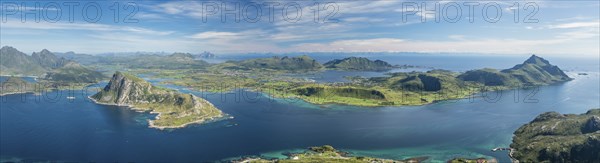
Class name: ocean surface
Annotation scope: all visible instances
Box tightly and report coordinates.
[1,55,599,162]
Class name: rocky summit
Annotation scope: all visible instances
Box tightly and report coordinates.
[91,72,225,129]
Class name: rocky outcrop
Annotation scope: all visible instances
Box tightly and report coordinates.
[511,109,600,162]
[91,72,225,129]
[582,116,600,133]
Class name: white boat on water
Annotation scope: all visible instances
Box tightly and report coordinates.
[67,96,76,99]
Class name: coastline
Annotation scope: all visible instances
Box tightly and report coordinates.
[87,95,227,130]
[0,91,35,96]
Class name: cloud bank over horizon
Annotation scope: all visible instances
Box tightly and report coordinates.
[1,0,598,57]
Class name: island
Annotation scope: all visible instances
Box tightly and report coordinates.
[510,109,600,162]
[90,71,226,129]
[235,145,426,163]
[148,55,572,107]
[324,57,394,71]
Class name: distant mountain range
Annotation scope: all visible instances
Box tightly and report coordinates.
[218,55,396,72]
[223,55,324,72]
[0,46,104,83]
[511,109,600,162]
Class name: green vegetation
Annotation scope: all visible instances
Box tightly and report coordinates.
[0,46,47,75]
[460,55,571,86]
[43,62,104,83]
[107,53,210,69]
[510,109,600,162]
[324,57,393,71]
[240,145,421,163]
[448,158,497,163]
[0,46,106,84]
[226,55,323,72]
[148,55,570,107]
[91,72,225,129]
[0,77,37,95]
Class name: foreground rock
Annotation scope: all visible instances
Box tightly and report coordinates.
[91,72,225,129]
[510,109,600,162]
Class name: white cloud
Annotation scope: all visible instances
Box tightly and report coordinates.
[549,21,600,29]
[188,31,241,39]
[287,36,598,56]
[0,20,174,35]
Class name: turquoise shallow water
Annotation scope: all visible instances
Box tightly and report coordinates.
[1,55,598,162]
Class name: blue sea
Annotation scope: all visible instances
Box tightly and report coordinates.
[1,54,599,162]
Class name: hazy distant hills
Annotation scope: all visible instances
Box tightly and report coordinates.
[226,55,324,72]
[511,109,600,162]
[324,57,393,71]
[218,56,396,72]
[0,46,104,83]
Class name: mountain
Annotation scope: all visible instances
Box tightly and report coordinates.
[510,109,600,162]
[118,53,209,69]
[43,62,105,83]
[32,49,68,69]
[0,46,105,83]
[0,46,46,75]
[458,55,571,86]
[501,55,571,85]
[457,68,518,86]
[233,55,323,72]
[54,51,101,65]
[324,57,393,71]
[195,51,216,58]
[168,52,195,60]
[91,72,225,129]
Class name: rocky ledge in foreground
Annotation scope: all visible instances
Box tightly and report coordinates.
[91,71,225,129]
[510,109,600,162]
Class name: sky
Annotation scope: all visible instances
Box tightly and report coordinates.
[0,0,599,58]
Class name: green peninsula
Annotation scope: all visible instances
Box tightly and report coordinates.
[91,72,225,129]
[0,77,37,96]
[510,109,600,162]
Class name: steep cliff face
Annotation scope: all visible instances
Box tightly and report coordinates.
[510,109,600,162]
[32,49,67,69]
[91,72,225,129]
[0,46,46,75]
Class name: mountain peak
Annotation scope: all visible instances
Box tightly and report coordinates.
[0,46,17,51]
[40,49,52,54]
[524,54,550,65]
